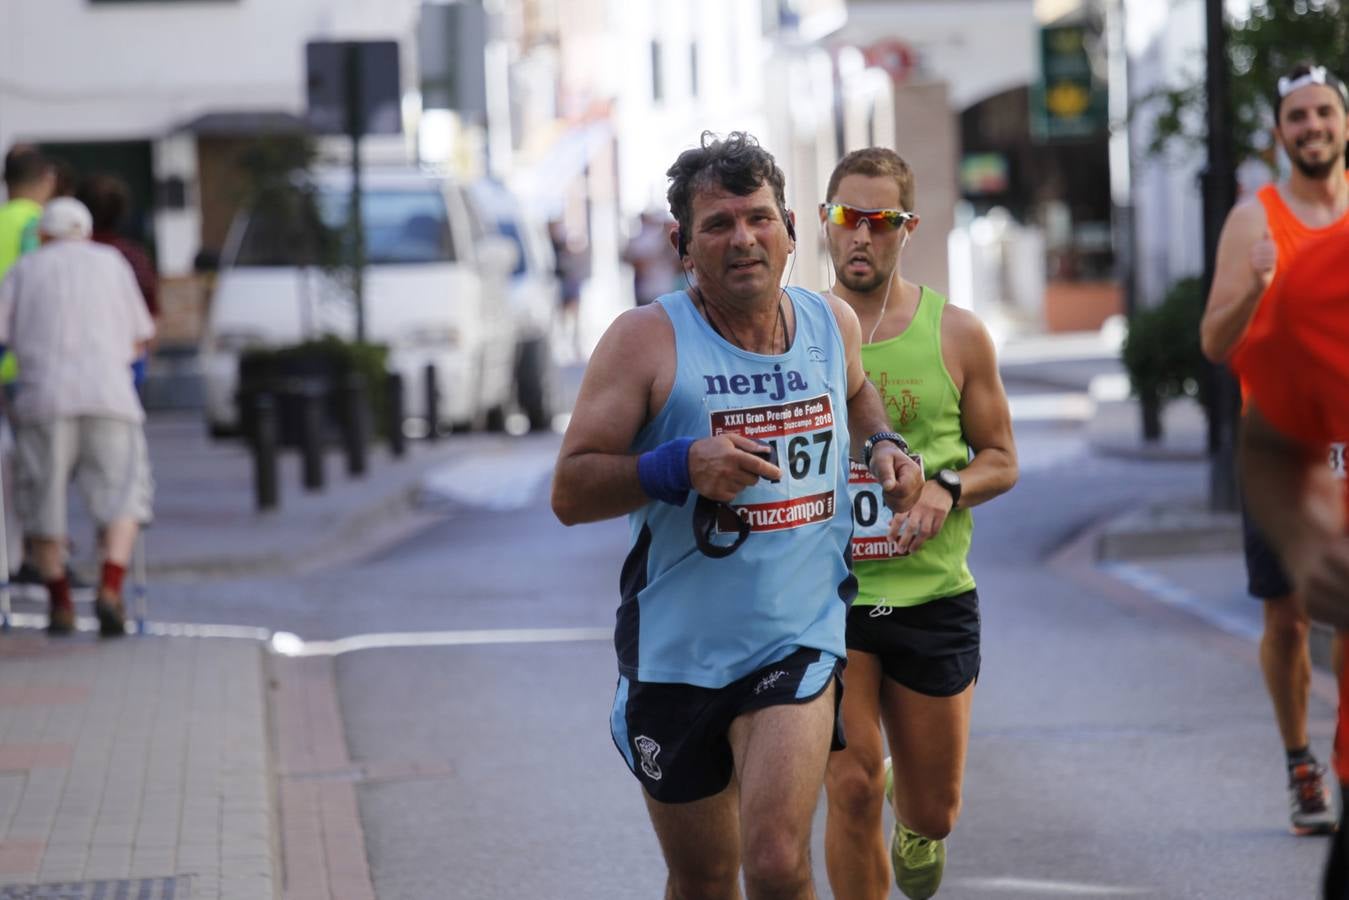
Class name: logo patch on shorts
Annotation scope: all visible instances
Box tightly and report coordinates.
[634,735,662,780]
[755,670,789,695]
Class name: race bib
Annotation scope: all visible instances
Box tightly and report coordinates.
[708,393,838,533]
[1330,443,1346,480]
[847,455,924,561]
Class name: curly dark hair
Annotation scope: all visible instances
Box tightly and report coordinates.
[666,131,788,256]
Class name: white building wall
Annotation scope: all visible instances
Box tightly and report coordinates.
[0,0,421,147]
[1125,0,1206,309]
[837,0,1036,110]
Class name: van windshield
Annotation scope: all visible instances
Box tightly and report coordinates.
[233,187,457,266]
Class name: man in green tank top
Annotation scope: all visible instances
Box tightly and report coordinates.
[819,148,1019,900]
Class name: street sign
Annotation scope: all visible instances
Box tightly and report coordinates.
[1031,24,1107,142]
[306,40,402,136]
[418,2,488,118]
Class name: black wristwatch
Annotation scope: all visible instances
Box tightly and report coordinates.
[933,468,962,507]
[862,431,909,468]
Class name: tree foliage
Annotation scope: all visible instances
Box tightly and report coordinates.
[1142,1,1349,165]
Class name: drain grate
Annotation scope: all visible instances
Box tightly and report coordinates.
[0,877,189,899]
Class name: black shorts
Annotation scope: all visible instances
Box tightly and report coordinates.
[846,589,980,698]
[610,647,845,804]
[1241,503,1293,600]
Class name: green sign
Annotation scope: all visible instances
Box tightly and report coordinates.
[1031,24,1107,142]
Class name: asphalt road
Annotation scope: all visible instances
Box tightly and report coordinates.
[110,367,1335,898]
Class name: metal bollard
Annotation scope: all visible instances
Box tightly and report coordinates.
[386,371,406,457]
[296,381,325,492]
[424,363,440,442]
[340,374,369,477]
[252,392,279,511]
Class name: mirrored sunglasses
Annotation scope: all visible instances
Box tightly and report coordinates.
[820,204,915,232]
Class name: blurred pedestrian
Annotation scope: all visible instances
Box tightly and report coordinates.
[0,146,55,277]
[548,219,588,361]
[621,208,680,307]
[551,131,922,899]
[0,146,57,587]
[1234,227,1349,898]
[819,148,1018,900]
[79,173,159,390]
[0,198,155,635]
[1200,61,1349,835]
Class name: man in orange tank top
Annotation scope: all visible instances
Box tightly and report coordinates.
[1235,227,1349,897]
[1201,62,1349,836]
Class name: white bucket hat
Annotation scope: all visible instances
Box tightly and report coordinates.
[38,197,93,240]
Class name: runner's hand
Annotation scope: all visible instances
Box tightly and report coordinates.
[1250,231,1276,293]
[688,433,782,503]
[870,444,923,515]
[888,480,954,555]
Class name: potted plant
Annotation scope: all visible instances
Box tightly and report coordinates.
[1121,276,1209,441]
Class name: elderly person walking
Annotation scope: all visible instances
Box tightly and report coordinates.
[0,197,154,635]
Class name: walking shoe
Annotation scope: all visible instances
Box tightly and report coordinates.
[47,602,75,635]
[892,823,945,900]
[1289,761,1337,836]
[12,563,90,590]
[94,598,126,638]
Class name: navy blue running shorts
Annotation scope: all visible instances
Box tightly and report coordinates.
[846,589,981,698]
[609,646,845,804]
[1240,503,1293,600]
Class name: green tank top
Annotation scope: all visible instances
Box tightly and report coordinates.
[848,287,975,607]
[0,199,40,385]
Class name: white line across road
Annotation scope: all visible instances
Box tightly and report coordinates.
[269,626,611,657]
[0,615,610,655]
[948,876,1151,895]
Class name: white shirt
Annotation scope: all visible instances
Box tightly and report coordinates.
[0,239,155,423]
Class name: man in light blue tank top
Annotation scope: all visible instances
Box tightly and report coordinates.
[552,131,923,899]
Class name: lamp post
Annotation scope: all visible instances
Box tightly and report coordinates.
[1200,0,1240,512]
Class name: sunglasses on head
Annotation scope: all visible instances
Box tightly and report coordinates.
[820,204,915,232]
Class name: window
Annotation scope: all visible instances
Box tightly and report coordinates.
[651,40,664,103]
[234,188,456,267]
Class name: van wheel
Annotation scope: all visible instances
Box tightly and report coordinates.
[484,404,507,432]
[516,338,554,431]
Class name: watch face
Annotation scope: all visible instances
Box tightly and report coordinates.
[939,469,959,487]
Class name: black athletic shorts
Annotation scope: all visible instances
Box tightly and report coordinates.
[1241,502,1293,600]
[609,646,845,804]
[846,589,980,698]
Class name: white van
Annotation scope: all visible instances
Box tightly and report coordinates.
[200,167,517,435]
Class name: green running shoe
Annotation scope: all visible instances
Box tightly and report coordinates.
[891,822,946,900]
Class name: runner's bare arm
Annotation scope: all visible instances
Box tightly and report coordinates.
[552,308,668,524]
[948,307,1017,508]
[551,306,779,524]
[1240,404,1349,627]
[825,292,922,513]
[1201,202,1272,362]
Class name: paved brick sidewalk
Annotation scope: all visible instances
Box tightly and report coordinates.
[0,633,274,900]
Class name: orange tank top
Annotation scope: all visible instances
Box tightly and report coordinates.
[1238,179,1349,399]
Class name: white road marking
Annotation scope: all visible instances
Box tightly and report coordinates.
[1008,392,1094,423]
[1101,562,1261,642]
[269,626,611,657]
[949,876,1150,895]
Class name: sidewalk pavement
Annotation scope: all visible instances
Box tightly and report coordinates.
[0,412,494,899]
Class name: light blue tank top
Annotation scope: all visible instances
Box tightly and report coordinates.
[618,287,856,688]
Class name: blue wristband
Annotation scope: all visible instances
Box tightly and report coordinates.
[637,437,694,506]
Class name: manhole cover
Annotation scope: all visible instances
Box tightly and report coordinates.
[0,878,188,899]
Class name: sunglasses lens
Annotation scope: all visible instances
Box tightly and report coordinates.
[828,205,907,232]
